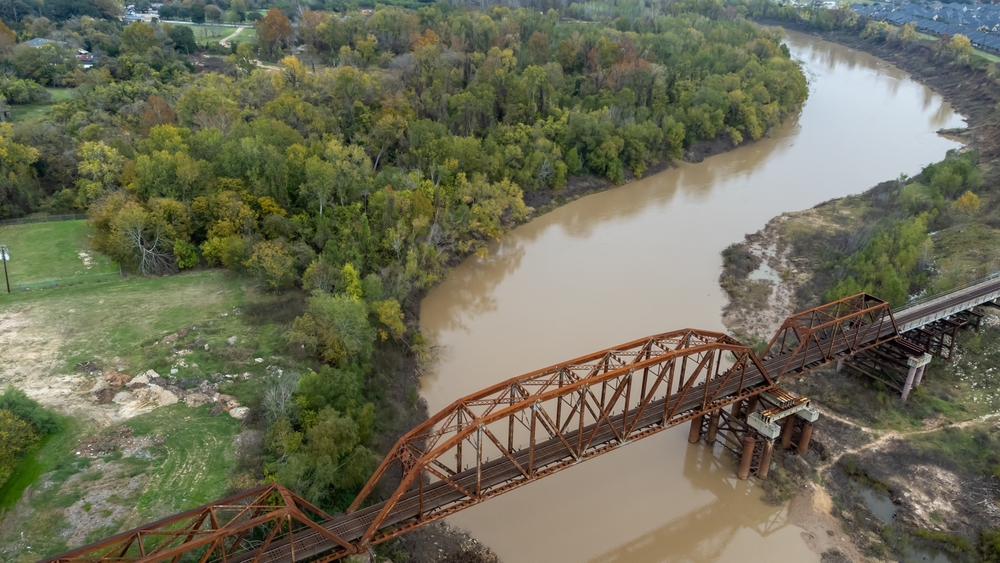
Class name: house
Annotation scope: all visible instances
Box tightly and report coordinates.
[23,38,67,48]
[76,49,94,69]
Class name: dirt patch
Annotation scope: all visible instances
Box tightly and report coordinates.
[722,216,806,342]
[788,485,870,563]
[74,427,162,459]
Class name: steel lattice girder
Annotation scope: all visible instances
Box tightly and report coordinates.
[37,485,354,563]
[345,329,773,547]
[761,293,900,381]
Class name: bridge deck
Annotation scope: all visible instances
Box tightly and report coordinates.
[894,275,1000,333]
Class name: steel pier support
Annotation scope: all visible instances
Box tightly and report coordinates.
[706,410,720,443]
[688,416,703,444]
[737,435,756,480]
[757,439,775,479]
[780,415,796,450]
[797,421,813,455]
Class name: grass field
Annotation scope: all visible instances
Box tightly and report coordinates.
[0,270,262,562]
[1,269,246,373]
[0,405,239,562]
[225,27,255,45]
[171,22,242,43]
[0,220,119,290]
[128,404,239,514]
[9,88,74,122]
[0,220,312,561]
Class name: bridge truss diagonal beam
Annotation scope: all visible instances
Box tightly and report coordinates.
[761,293,899,381]
[342,329,774,546]
[37,484,354,563]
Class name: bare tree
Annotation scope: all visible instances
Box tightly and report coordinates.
[112,202,177,275]
[261,368,301,423]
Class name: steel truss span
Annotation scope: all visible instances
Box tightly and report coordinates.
[43,286,1000,563]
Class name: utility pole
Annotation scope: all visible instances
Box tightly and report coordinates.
[1,244,9,294]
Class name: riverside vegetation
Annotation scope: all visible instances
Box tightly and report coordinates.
[0,1,809,560]
[714,2,1000,562]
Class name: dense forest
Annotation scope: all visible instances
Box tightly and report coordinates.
[0,0,807,512]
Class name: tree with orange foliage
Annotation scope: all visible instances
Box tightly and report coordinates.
[142,95,177,135]
[0,20,14,56]
[255,7,293,60]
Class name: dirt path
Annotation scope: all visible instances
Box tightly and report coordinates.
[814,407,1000,473]
[218,26,245,49]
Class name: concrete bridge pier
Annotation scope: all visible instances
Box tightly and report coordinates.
[900,354,933,403]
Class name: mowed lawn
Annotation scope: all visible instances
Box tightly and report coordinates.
[0,220,118,288]
[0,270,247,374]
[171,22,241,42]
[9,88,74,122]
[225,27,255,44]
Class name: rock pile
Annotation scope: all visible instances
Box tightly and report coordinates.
[88,368,250,419]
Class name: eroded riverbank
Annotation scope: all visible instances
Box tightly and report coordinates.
[418,30,965,563]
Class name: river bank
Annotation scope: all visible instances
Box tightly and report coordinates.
[723,23,1000,563]
[418,30,963,563]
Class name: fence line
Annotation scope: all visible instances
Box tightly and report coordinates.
[0,214,87,227]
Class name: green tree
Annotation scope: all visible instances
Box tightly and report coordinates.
[167,24,197,54]
[0,122,38,218]
[121,21,158,53]
[0,387,58,434]
[300,156,335,215]
[324,139,373,206]
[190,3,205,23]
[246,239,297,291]
[0,408,39,488]
[75,141,121,208]
[204,4,223,25]
[290,294,376,366]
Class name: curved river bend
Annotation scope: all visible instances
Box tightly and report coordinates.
[419,31,965,563]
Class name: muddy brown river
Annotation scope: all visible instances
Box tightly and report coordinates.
[418,30,965,562]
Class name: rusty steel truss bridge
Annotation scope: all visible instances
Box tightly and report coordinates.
[40,274,1000,563]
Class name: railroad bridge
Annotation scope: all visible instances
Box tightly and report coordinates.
[40,275,1000,563]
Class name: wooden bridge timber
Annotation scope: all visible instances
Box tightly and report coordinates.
[39,275,1000,563]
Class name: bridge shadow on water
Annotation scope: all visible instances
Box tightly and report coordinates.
[588,443,788,563]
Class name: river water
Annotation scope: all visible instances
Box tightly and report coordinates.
[418,30,965,562]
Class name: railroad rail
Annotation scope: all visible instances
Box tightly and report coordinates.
[38,276,1000,563]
